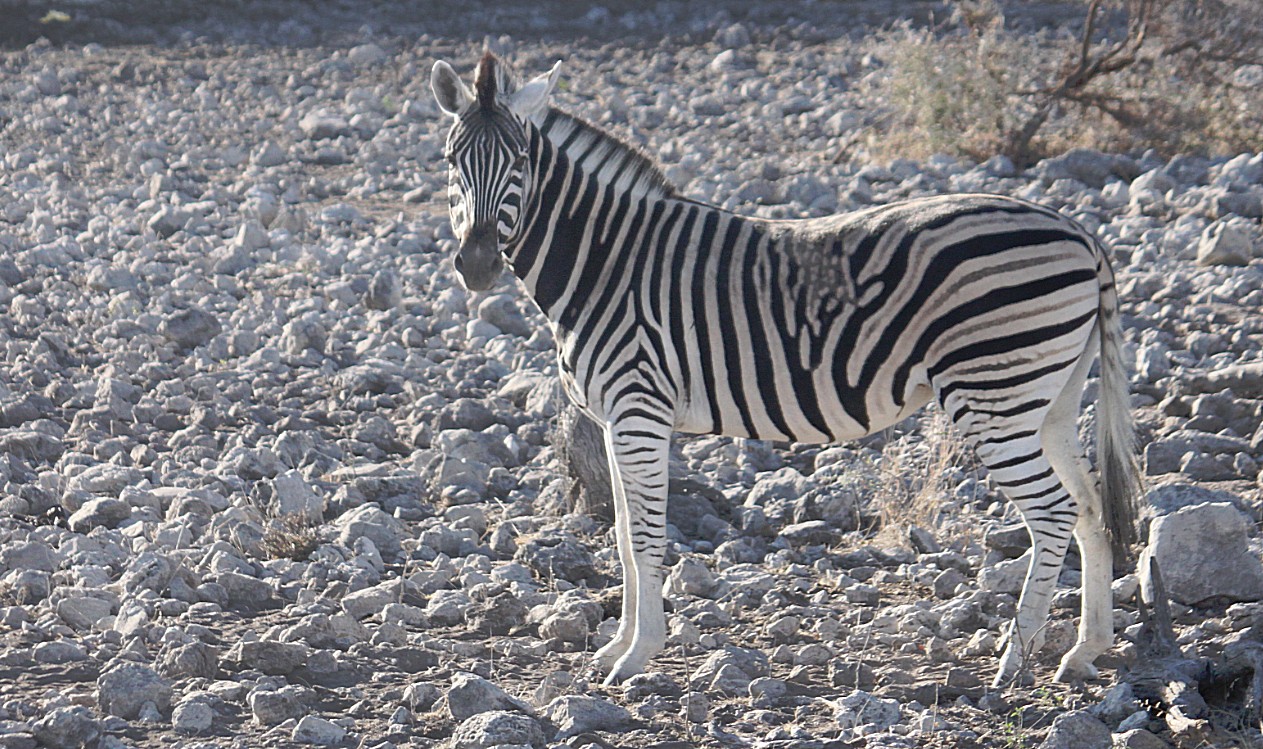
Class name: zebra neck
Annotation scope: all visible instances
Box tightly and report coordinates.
[534,107,677,201]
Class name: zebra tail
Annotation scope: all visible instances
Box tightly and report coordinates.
[1096,266,1141,567]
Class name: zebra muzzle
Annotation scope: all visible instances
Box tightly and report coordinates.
[455,225,505,292]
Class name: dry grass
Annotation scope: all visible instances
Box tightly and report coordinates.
[862,0,1263,165]
[869,409,979,549]
[259,514,321,561]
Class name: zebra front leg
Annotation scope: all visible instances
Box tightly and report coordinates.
[592,422,637,671]
[594,416,672,685]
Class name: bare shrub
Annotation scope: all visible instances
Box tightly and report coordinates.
[863,0,1263,164]
[260,514,320,562]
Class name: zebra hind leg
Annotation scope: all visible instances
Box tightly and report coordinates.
[1041,333,1115,681]
[942,383,1081,687]
[987,439,1079,687]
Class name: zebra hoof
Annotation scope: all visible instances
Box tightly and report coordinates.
[990,665,1035,690]
[1054,657,1100,682]
[593,638,631,672]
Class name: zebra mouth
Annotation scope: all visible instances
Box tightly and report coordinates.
[454,242,504,292]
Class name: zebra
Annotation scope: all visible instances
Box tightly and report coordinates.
[430,52,1139,688]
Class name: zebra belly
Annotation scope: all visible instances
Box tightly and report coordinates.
[673,350,936,444]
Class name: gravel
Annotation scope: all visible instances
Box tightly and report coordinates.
[0,2,1261,748]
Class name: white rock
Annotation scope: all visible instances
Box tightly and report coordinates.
[545,695,631,739]
[1197,221,1254,266]
[272,469,324,522]
[292,715,346,746]
[1140,502,1263,605]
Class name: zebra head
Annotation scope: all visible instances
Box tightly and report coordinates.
[431,53,561,291]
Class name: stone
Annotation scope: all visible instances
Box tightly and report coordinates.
[299,109,350,139]
[1143,483,1241,515]
[147,205,189,237]
[450,710,544,749]
[0,430,63,463]
[1037,709,1111,749]
[97,664,172,719]
[252,140,287,168]
[216,570,274,609]
[156,641,219,679]
[57,595,112,630]
[908,525,942,554]
[833,691,901,731]
[336,504,406,557]
[32,706,99,748]
[933,568,967,598]
[229,639,308,675]
[538,608,590,644]
[1114,728,1172,749]
[623,672,683,701]
[690,645,769,691]
[1037,149,1126,188]
[715,22,751,48]
[778,520,836,545]
[514,535,596,584]
[445,672,533,722]
[667,557,718,598]
[171,700,214,733]
[67,463,142,497]
[404,682,441,712]
[1140,502,1263,605]
[1197,221,1253,266]
[33,640,88,664]
[160,307,221,349]
[366,269,402,310]
[425,589,470,626]
[544,695,632,739]
[709,663,754,696]
[341,579,402,619]
[748,676,788,706]
[67,497,131,533]
[348,42,387,66]
[292,715,346,746]
[477,294,532,337]
[979,550,1031,595]
[272,469,324,522]
[248,686,311,725]
[829,659,878,690]
[1,541,57,572]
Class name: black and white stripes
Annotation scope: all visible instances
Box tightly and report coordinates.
[431,53,1139,687]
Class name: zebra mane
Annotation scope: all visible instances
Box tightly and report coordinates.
[539,107,679,200]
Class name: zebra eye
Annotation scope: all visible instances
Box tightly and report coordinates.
[445,153,457,166]
[513,153,527,169]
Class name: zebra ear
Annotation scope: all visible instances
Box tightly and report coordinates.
[508,60,561,118]
[431,60,473,117]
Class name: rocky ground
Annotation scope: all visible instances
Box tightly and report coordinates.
[1,2,1263,748]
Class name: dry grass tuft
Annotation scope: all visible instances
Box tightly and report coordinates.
[869,410,978,549]
[260,514,321,562]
